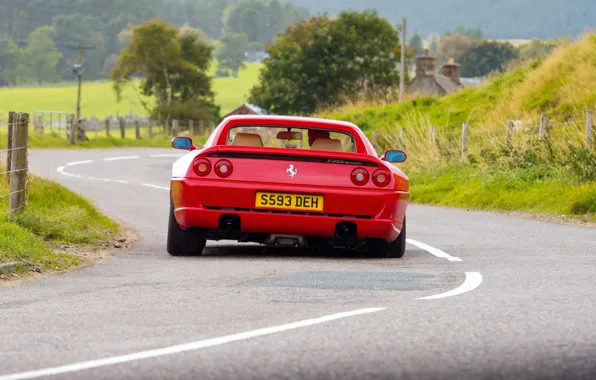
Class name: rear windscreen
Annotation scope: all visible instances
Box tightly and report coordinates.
[225,125,356,153]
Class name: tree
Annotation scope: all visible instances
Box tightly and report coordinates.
[248,10,401,115]
[457,40,519,77]
[518,38,562,60]
[21,26,62,84]
[216,32,250,77]
[437,33,472,64]
[110,19,219,123]
[409,32,423,56]
[0,36,21,86]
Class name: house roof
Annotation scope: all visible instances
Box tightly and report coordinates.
[433,74,462,93]
[223,103,267,118]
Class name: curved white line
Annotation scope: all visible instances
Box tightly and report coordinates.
[417,272,482,300]
[406,239,462,262]
[149,154,184,158]
[103,155,140,161]
[66,160,94,166]
[141,183,169,190]
[0,308,385,380]
[56,166,65,173]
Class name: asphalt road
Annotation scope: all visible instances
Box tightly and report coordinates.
[1,147,595,380]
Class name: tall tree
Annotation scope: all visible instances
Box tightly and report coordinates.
[248,10,401,115]
[21,26,62,84]
[216,32,250,77]
[110,18,218,122]
[409,32,423,56]
[0,36,21,86]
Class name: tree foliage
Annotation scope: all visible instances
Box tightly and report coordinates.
[110,19,219,123]
[408,32,423,56]
[248,10,401,115]
[457,40,519,77]
[216,32,250,77]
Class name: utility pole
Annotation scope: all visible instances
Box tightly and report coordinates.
[62,43,96,120]
[398,17,407,103]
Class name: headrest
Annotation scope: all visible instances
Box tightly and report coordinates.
[311,138,343,152]
[231,132,264,147]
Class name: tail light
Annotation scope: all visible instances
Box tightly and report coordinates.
[193,158,211,176]
[351,168,369,186]
[214,159,233,178]
[372,169,391,187]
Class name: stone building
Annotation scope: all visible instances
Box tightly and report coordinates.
[406,49,464,97]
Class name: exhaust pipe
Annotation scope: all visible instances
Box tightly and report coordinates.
[335,222,357,240]
[218,214,241,230]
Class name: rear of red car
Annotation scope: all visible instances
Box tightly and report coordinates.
[171,151,408,243]
[169,116,408,254]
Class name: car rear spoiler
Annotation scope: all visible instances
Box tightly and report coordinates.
[203,146,381,167]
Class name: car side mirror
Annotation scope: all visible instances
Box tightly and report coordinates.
[171,136,195,151]
[381,150,407,163]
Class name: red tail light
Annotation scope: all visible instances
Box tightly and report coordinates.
[193,158,211,176]
[372,169,391,187]
[214,159,233,178]
[351,168,369,186]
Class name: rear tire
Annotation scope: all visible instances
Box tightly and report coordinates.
[167,200,206,256]
[367,216,406,258]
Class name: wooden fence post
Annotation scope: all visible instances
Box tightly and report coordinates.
[429,125,436,146]
[539,114,547,140]
[172,119,179,136]
[199,120,205,135]
[69,115,76,145]
[148,120,153,139]
[135,119,141,140]
[105,119,111,137]
[7,112,14,180]
[372,130,378,146]
[119,117,125,139]
[189,120,194,136]
[94,119,99,139]
[163,119,168,134]
[461,122,469,156]
[586,111,593,148]
[506,120,514,147]
[9,112,29,218]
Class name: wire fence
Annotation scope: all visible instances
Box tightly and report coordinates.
[370,111,594,163]
[0,112,30,219]
[32,110,215,143]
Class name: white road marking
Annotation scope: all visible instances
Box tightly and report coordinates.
[141,183,169,190]
[149,154,184,158]
[0,308,385,380]
[66,160,94,166]
[103,155,140,161]
[56,166,65,173]
[60,172,82,178]
[417,272,483,300]
[406,239,462,262]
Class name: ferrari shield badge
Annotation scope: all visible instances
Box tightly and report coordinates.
[286,164,297,179]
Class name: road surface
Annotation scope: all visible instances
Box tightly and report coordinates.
[0,148,595,380]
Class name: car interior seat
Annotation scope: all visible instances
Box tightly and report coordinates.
[310,138,343,152]
[231,132,264,147]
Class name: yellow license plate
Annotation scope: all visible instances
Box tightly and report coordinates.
[255,192,324,211]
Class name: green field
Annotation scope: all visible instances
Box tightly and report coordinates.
[0,62,262,121]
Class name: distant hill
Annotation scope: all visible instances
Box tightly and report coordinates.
[288,0,596,39]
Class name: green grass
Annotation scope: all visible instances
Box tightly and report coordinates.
[0,62,262,121]
[409,164,596,222]
[0,172,121,272]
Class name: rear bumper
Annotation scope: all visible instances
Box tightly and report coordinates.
[171,178,408,242]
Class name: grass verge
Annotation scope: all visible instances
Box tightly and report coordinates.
[408,164,596,223]
[0,172,127,280]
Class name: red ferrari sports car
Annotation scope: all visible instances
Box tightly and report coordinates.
[168,115,409,257]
